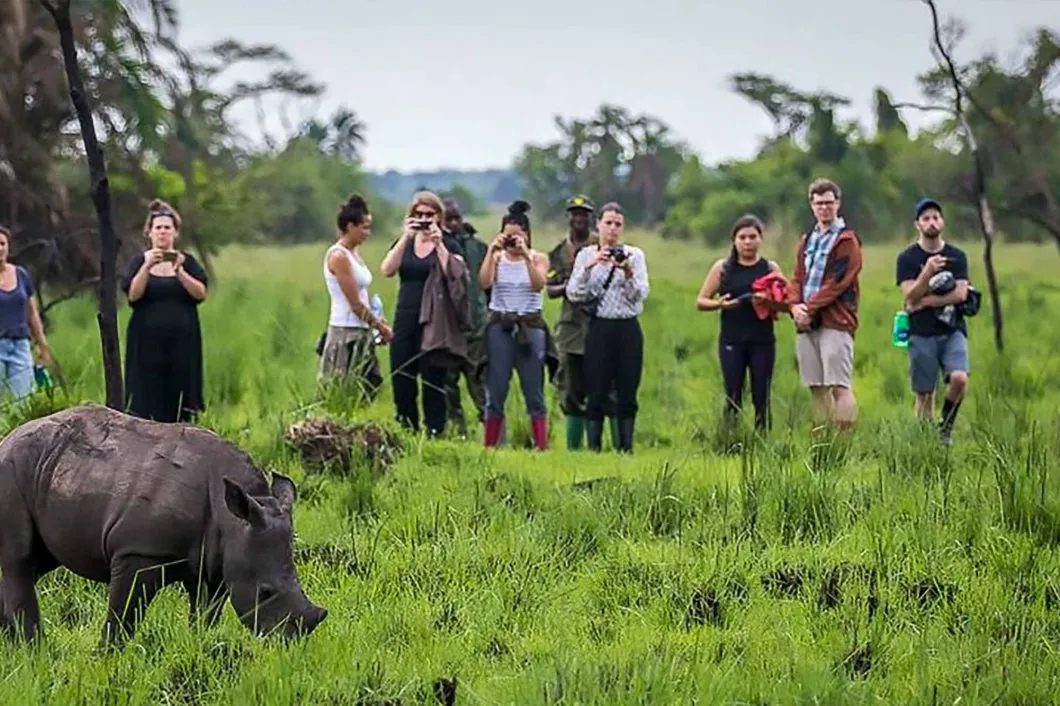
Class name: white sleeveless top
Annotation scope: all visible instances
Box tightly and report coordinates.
[488,254,543,315]
[323,243,372,328]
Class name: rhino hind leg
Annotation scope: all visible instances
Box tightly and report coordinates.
[0,510,57,643]
[101,556,170,650]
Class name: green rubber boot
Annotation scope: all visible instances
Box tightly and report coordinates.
[608,416,620,450]
[565,415,586,450]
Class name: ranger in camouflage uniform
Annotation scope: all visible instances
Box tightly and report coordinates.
[442,200,488,436]
[546,194,619,449]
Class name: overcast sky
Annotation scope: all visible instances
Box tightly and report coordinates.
[170,0,1060,172]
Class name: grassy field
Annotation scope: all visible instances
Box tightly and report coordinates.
[3,222,1060,704]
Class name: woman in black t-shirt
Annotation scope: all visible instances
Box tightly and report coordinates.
[696,215,788,431]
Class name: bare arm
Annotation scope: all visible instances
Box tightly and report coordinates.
[380,233,412,278]
[25,298,48,352]
[526,252,548,292]
[127,259,152,302]
[176,263,207,301]
[696,260,726,311]
[901,270,935,307]
[435,240,451,275]
[479,246,501,290]
[912,280,968,310]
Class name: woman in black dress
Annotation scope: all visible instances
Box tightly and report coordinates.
[378,191,464,436]
[121,200,209,422]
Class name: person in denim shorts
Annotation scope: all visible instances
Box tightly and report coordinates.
[896,198,970,445]
[0,225,52,402]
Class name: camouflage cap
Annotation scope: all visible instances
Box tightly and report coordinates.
[565,194,594,213]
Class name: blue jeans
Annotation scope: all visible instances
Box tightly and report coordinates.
[485,320,547,418]
[0,337,34,400]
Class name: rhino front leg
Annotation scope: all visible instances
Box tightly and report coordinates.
[0,560,43,642]
[101,556,168,650]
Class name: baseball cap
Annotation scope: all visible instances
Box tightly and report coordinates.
[914,197,942,220]
[565,194,594,212]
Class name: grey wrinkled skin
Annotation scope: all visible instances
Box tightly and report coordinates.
[0,404,327,649]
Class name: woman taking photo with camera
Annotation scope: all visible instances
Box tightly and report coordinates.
[696,214,789,432]
[478,200,551,450]
[121,199,209,423]
[565,202,649,453]
[379,190,464,437]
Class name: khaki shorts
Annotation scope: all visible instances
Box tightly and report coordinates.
[795,328,854,388]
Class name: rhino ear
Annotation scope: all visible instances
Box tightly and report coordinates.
[271,473,297,514]
[223,477,265,527]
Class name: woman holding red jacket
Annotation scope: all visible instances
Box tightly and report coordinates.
[696,214,789,431]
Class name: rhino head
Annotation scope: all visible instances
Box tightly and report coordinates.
[220,473,327,639]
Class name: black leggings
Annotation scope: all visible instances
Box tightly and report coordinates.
[389,314,448,436]
[718,339,775,430]
[584,317,643,420]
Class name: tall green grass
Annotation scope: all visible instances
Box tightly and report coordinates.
[2,227,1060,704]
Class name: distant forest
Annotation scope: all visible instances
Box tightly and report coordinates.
[367,169,524,209]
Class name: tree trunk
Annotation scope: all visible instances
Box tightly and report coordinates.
[41,0,124,408]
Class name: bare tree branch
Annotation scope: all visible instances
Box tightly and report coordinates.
[919,0,1004,353]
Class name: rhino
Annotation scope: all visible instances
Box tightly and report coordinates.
[0,404,327,648]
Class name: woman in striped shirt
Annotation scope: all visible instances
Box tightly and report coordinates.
[478,200,551,449]
[566,202,650,453]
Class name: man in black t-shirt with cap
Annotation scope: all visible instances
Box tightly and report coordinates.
[895,197,971,445]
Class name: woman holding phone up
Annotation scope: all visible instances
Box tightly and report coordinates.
[121,199,209,423]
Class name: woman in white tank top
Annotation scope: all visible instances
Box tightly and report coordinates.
[317,194,392,402]
[478,200,552,450]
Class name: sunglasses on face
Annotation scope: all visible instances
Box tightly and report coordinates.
[413,210,436,219]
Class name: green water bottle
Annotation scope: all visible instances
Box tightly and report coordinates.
[33,365,53,391]
[892,310,910,348]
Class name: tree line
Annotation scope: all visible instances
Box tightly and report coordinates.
[514,18,1059,251]
[3,0,1057,315]
[1,0,395,316]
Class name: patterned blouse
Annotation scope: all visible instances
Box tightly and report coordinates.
[565,243,650,319]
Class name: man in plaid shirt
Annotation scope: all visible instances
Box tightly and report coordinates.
[785,178,863,432]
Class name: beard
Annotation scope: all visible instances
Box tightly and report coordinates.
[921,226,941,239]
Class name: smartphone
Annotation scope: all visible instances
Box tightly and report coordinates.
[162,251,178,263]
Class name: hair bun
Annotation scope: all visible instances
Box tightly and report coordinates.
[508,200,531,215]
[147,198,168,211]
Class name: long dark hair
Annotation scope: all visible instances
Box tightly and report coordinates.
[500,200,532,246]
[720,214,765,287]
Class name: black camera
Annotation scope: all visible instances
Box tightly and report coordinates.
[502,234,517,248]
[412,219,432,231]
[608,245,627,263]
